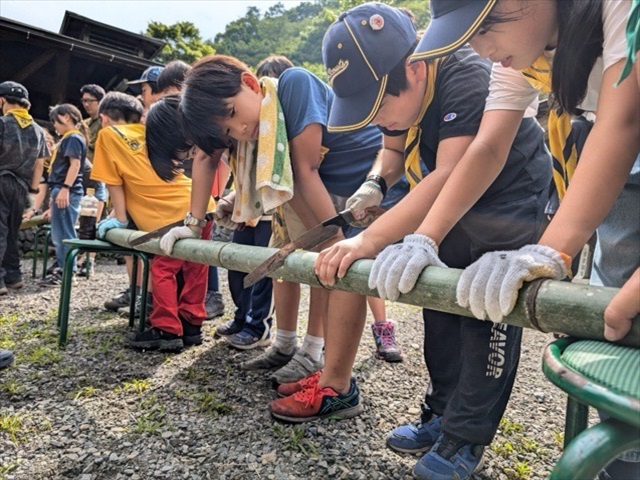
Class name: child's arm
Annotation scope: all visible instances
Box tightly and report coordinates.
[96,184,128,238]
[55,157,81,209]
[288,123,340,231]
[414,109,525,243]
[189,148,218,222]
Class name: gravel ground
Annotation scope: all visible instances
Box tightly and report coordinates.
[0,257,575,480]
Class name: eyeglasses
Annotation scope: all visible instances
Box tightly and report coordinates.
[81,98,98,104]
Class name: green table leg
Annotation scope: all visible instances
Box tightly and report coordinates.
[42,230,51,278]
[137,253,150,333]
[58,247,80,347]
[32,227,41,278]
[565,396,589,447]
[550,418,640,480]
[129,255,139,329]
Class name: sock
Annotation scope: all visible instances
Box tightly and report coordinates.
[300,334,324,362]
[373,318,388,325]
[273,329,297,355]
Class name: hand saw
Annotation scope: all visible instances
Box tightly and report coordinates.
[129,212,216,247]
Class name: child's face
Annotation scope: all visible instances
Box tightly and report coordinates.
[372,63,427,131]
[215,76,262,143]
[469,0,558,71]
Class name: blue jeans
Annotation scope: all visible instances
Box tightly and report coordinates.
[50,187,82,272]
[228,220,274,337]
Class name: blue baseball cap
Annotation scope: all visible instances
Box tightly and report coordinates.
[411,0,497,62]
[127,66,164,89]
[322,2,417,133]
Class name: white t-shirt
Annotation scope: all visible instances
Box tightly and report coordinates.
[484,0,631,117]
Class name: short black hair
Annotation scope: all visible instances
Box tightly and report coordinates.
[383,40,420,97]
[180,54,249,152]
[99,92,144,124]
[80,84,106,101]
[256,55,294,79]
[157,60,191,92]
[145,95,191,181]
[1,95,30,109]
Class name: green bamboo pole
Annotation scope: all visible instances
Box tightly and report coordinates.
[105,228,640,347]
[19,215,48,230]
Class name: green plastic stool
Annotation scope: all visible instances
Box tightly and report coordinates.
[32,224,52,279]
[57,239,150,347]
[543,337,640,479]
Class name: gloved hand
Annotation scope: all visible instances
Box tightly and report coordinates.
[456,244,569,322]
[97,217,128,239]
[346,180,384,220]
[368,234,446,301]
[214,198,238,230]
[159,225,199,255]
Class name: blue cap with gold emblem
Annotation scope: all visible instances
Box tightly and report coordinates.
[322,2,416,133]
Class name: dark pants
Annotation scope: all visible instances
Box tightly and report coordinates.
[228,220,274,337]
[0,175,27,284]
[423,191,547,446]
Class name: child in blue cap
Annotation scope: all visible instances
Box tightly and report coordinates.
[314,2,552,479]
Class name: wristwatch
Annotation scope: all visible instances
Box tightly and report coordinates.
[183,212,207,228]
[366,174,388,196]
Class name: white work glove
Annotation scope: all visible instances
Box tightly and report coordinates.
[214,199,238,230]
[456,244,569,323]
[346,180,384,219]
[368,234,447,301]
[159,225,199,255]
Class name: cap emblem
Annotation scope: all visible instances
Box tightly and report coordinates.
[327,59,349,87]
[369,14,384,31]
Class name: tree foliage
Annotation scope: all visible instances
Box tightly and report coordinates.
[146,1,430,74]
[146,21,216,64]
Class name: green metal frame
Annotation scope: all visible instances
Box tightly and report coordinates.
[31,224,52,279]
[543,338,640,479]
[57,239,150,347]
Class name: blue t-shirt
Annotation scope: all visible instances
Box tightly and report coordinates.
[277,67,381,198]
[48,133,86,193]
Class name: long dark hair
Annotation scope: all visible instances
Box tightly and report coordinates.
[552,0,603,115]
[49,103,89,142]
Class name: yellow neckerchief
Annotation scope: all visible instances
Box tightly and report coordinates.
[521,54,576,201]
[48,129,82,172]
[5,108,33,128]
[404,58,443,190]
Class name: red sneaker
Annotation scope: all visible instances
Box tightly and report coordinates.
[276,370,322,398]
[269,378,363,423]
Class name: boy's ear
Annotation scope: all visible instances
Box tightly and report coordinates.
[406,59,427,82]
[241,72,261,93]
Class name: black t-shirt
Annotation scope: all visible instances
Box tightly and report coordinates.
[0,115,49,189]
[381,45,551,206]
[48,133,86,193]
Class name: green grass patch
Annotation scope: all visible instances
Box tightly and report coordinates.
[195,392,233,416]
[272,424,318,457]
[500,417,525,435]
[0,412,25,443]
[115,378,152,395]
[22,346,62,366]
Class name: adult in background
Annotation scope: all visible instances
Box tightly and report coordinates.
[0,81,48,295]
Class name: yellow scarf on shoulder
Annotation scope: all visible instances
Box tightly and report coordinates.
[521,54,576,201]
[48,129,82,172]
[5,108,33,128]
[404,58,443,190]
[229,77,293,227]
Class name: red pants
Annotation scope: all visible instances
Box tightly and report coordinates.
[149,222,212,336]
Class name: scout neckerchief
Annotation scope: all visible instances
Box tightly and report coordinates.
[618,0,640,84]
[404,58,443,190]
[229,76,293,228]
[5,108,33,128]
[521,54,575,201]
[48,129,82,172]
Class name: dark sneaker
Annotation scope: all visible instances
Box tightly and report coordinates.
[118,293,153,319]
[39,270,68,287]
[180,319,203,346]
[269,377,364,423]
[387,408,442,454]
[371,321,403,362]
[78,263,94,278]
[6,279,23,290]
[277,370,323,398]
[240,346,297,371]
[412,434,484,480]
[204,291,225,319]
[224,328,271,350]
[271,350,324,384]
[215,319,244,337]
[0,349,14,368]
[126,327,183,352]
[105,289,133,312]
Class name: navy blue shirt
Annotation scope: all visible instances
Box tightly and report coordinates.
[278,68,382,198]
[381,46,551,206]
[48,133,86,193]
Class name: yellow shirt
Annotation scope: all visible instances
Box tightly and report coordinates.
[91,124,214,232]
